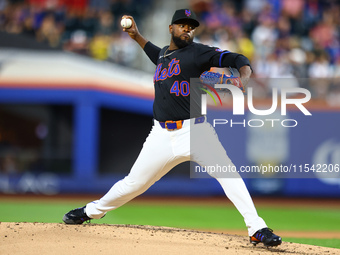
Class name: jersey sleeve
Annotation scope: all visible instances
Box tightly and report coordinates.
[194,43,251,72]
[143,41,161,65]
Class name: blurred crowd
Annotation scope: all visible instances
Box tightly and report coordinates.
[191,0,340,101]
[0,0,340,101]
[0,0,149,66]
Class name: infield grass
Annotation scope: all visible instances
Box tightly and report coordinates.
[0,199,339,249]
[283,238,340,250]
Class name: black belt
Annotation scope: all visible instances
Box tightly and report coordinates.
[157,116,205,131]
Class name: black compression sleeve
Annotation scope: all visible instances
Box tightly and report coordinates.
[143,41,161,65]
[234,54,252,71]
[221,53,252,71]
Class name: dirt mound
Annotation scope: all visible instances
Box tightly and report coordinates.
[1,222,339,255]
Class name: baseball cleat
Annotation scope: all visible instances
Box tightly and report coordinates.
[250,228,282,247]
[63,206,92,224]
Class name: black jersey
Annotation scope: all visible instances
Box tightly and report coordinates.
[144,42,250,122]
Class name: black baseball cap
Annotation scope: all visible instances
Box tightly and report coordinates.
[171,9,200,27]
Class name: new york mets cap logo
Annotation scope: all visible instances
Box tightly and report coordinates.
[185,9,191,17]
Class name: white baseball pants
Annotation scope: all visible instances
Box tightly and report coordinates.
[86,118,267,236]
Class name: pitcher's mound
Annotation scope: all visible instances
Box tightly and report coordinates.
[1,222,339,255]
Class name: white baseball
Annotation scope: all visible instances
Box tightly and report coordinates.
[121,18,132,29]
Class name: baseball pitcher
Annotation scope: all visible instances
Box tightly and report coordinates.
[63,9,282,247]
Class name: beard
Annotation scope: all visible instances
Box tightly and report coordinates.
[172,31,193,48]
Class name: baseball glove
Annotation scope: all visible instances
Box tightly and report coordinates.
[199,69,246,94]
